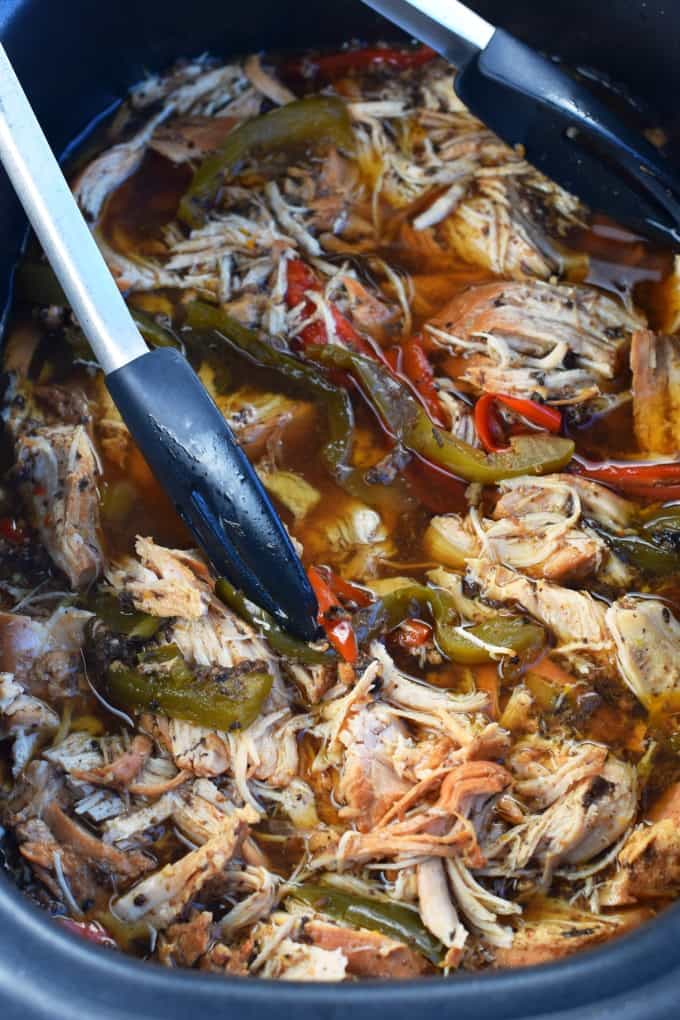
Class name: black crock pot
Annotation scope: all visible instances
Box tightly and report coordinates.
[1,1,679,1016]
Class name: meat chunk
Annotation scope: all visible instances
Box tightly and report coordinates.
[631,329,680,454]
[304,920,430,978]
[489,754,637,882]
[107,537,212,619]
[606,598,680,709]
[466,560,612,664]
[417,857,467,964]
[142,715,230,778]
[336,703,411,831]
[0,673,59,775]
[425,505,604,585]
[601,821,680,905]
[439,176,572,282]
[494,909,650,968]
[210,386,317,463]
[14,424,103,588]
[18,802,152,909]
[71,734,153,790]
[314,760,510,871]
[113,812,253,928]
[427,280,641,405]
[73,106,171,222]
[0,605,91,699]
[150,116,239,164]
[158,911,214,968]
[430,281,640,380]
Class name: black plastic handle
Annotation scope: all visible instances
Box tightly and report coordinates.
[455,29,680,246]
[106,347,319,641]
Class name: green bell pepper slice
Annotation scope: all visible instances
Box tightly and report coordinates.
[354,581,545,664]
[289,882,443,965]
[307,345,575,484]
[179,96,355,228]
[106,643,272,729]
[215,576,335,666]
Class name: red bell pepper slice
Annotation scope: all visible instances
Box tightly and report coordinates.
[396,618,432,648]
[57,917,117,948]
[401,336,449,428]
[324,568,373,608]
[572,455,680,500]
[286,258,378,358]
[0,517,27,544]
[474,393,562,452]
[307,566,359,663]
[285,45,436,80]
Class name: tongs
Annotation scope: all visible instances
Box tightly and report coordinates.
[362,0,680,246]
[0,44,320,641]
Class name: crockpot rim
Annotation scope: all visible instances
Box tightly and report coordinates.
[2,1,680,1015]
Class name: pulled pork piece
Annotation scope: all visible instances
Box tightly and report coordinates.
[18,801,152,910]
[425,493,607,585]
[71,734,153,790]
[208,384,317,462]
[303,498,395,581]
[0,605,92,698]
[158,911,214,968]
[315,760,510,871]
[601,821,680,905]
[417,857,467,966]
[304,919,430,978]
[494,908,651,967]
[467,560,613,668]
[488,752,636,882]
[107,537,212,619]
[630,329,680,454]
[113,811,254,928]
[0,672,59,775]
[440,175,571,281]
[336,702,411,831]
[150,116,239,164]
[14,423,103,588]
[427,280,641,404]
[142,715,230,778]
[606,597,680,709]
[73,106,172,223]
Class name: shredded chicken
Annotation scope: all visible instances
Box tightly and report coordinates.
[2,42,679,986]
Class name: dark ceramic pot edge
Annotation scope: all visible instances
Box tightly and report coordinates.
[1,1,680,1016]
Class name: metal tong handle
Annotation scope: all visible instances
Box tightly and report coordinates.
[0,42,147,374]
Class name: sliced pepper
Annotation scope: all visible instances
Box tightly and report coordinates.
[14,260,183,350]
[186,301,354,479]
[85,590,164,640]
[215,576,335,665]
[106,644,272,730]
[401,336,449,427]
[353,581,545,664]
[289,882,443,965]
[0,516,27,545]
[396,618,432,648]
[572,455,680,498]
[184,302,410,513]
[475,393,563,453]
[307,345,575,483]
[586,506,680,576]
[286,258,378,358]
[284,44,437,80]
[179,96,355,228]
[307,566,358,663]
